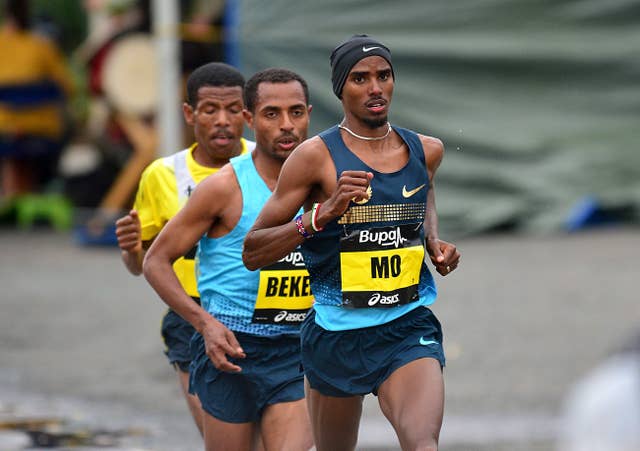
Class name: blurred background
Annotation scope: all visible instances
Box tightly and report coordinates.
[1,0,639,450]
[1,0,638,236]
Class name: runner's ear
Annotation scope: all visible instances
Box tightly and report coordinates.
[183,102,195,126]
[243,109,254,129]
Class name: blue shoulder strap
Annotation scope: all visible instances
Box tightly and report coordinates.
[393,126,426,167]
[319,124,341,148]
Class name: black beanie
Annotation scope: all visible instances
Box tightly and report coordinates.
[330,34,394,99]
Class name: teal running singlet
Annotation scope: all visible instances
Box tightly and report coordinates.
[301,125,437,331]
[197,153,310,336]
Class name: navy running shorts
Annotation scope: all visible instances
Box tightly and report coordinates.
[160,297,200,372]
[301,306,445,397]
[188,331,304,423]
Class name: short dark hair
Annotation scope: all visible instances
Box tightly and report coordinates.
[186,62,245,107]
[243,68,309,113]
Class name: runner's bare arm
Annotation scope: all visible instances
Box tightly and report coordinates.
[243,140,319,270]
[144,172,226,334]
[243,138,374,270]
[143,170,246,371]
[421,135,444,244]
[115,210,145,275]
[420,135,460,275]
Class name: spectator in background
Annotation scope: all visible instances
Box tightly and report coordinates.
[67,0,227,225]
[179,0,226,147]
[0,0,74,200]
[180,0,226,75]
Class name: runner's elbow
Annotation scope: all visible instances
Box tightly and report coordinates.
[242,233,261,271]
[141,248,161,282]
[242,248,260,271]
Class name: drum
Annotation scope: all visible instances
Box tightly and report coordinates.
[101,33,158,116]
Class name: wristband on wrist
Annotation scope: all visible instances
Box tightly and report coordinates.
[294,214,312,239]
[310,202,324,232]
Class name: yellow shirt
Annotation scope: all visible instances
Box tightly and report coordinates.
[134,140,254,296]
[0,29,74,138]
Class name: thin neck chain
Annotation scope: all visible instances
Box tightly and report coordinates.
[338,121,391,141]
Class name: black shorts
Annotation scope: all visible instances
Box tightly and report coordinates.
[301,306,445,397]
[160,297,200,372]
[189,332,304,423]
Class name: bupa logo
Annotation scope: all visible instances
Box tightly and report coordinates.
[359,228,406,248]
[278,251,305,267]
[367,292,400,307]
[274,310,308,323]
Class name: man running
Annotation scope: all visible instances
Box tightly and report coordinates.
[143,68,314,451]
[115,62,254,435]
[243,35,460,451]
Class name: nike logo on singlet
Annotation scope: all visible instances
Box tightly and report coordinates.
[402,184,426,198]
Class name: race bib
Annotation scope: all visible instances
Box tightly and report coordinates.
[252,249,313,324]
[340,223,424,308]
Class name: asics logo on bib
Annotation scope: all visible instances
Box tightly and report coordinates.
[278,252,305,267]
[359,227,406,248]
[367,292,400,306]
[274,310,308,323]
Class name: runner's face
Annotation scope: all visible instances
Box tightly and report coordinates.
[183,85,245,165]
[341,56,393,128]
[246,81,310,162]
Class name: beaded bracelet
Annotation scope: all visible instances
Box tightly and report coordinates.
[310,202,324,232]
[294,214,312,239]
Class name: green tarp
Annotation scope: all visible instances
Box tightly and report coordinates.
[237,0,640,236]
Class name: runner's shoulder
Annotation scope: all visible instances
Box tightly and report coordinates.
[290,135,330,164]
